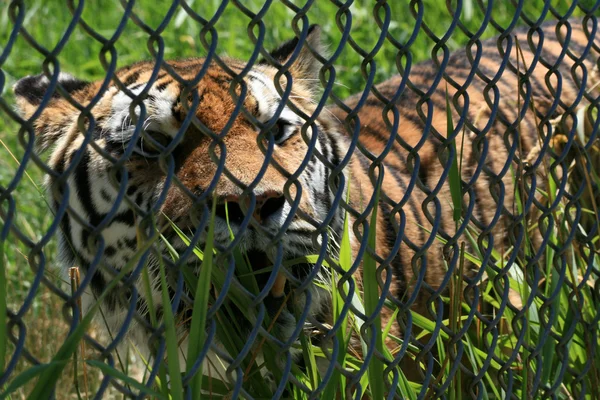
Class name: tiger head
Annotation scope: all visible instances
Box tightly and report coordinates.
[13,26,348,345]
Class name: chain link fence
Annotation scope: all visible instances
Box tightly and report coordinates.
[1,0,600,399]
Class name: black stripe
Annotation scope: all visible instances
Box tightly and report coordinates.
[356,123,424,231]
[74,152,104,227]
[354,147,423,237]
[360,124,409,172]
[100,188,112,202]
[74,152,136,232]
[465,143,486,230]
[112,209,135,225]
[124,71,141,86]
[379,201,407,298]
[124,236,137,250]
[317,133,333,217]
[364,98,427,136]
[57,203,76,266]
[156,80,172,92]
[327,132,344,229]
[127,185,138,196]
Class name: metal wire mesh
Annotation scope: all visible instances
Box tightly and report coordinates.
[1,1,600,399]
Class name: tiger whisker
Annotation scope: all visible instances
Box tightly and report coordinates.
[287,95,342,123]
[292,78,350,89]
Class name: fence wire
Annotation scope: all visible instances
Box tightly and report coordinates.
[1,1,600,399]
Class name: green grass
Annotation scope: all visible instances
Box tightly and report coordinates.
[1,0,599,399]
[185,199,217,399]
[362,176,386,400]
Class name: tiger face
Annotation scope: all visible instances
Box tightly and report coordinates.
[14,26,343,346]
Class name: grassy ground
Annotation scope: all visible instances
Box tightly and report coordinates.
[1,0,599,398]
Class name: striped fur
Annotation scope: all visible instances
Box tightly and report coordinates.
[332,19,600,351]
[13,19,600,373]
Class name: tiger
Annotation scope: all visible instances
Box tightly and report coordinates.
[13,17,599,390]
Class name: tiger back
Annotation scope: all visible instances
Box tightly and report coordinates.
[332,19,600,326]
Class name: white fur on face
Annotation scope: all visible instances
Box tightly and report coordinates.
[103,84,180,144]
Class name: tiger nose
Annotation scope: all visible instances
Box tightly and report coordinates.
[222,191,286,224]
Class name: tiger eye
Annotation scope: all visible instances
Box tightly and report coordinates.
[137,130,171,154]
[272,119,292,144]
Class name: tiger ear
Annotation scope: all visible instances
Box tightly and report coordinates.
[14,73,91,151]
[14,72,89,110]
[265,25,326,80]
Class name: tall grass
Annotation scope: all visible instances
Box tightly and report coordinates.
[1,0,599,398]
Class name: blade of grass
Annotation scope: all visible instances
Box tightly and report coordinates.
[445,85,463,222]
[187,198,218,399]
[0,239,6,378]
[322,180,353,399]
[449,243,466,399]
[171,228,247,311]
[298,328,320,392]
[86,360,167,399]
[380,307,417,400]
[141,237,170,399]
[157,239,184,399]
[236,255,332,281]
[224,202,260,294]
[540,165,559,387]
[1,361,68,397]
[463,335,497,400]
[362,178,386,399]
[514,38,534,398]
[69,267,86,400]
